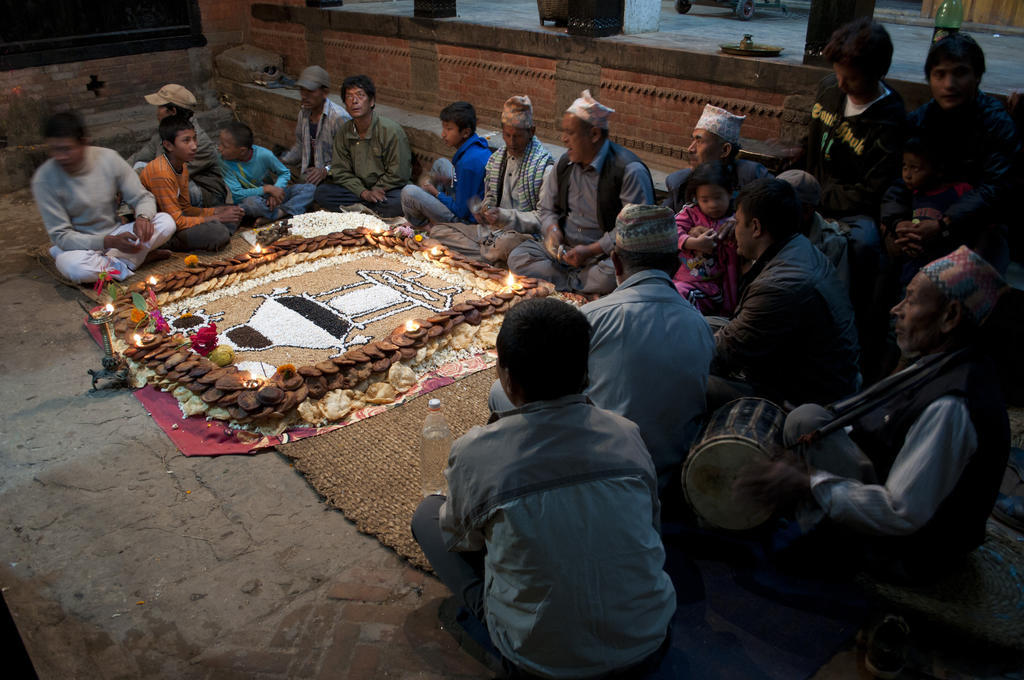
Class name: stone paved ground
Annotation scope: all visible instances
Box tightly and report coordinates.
[0,190,497,679]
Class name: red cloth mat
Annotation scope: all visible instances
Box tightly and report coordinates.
[83,318,488,456]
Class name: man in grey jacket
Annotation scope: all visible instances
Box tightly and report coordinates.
[413,297,675,679]
[710,178,860,408]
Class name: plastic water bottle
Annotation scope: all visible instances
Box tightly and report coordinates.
[420,398,452,497]
[932,0,963,43]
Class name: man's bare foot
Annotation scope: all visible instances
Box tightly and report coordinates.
[143,249,172,264]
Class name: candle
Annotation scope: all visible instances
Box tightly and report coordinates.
[253,244,263,255]
[405,319,421,332]
[105,303,114,313]
[133,333,143,347]
[430,246,441,258]
[147,276,158,286]
[505,273,523,291]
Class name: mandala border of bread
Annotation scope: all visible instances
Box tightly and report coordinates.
[109,223,555,434]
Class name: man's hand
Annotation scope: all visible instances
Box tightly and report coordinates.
[214,205,245,224]
[304,167,328,185]
[562,244,597,268]
[734,454,811,507]
[476,207,501,227]
[360,188,388,204]
[420,179,439,198]
[133,216,154,243]
[263,184,286,209]
[542,224,564,259]
[104,231,143,254]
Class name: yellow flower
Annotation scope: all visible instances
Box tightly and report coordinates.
[129,308,147,324]
[414,234,423,242]
[184,254,199,267]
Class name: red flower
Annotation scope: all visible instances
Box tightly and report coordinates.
[188,323,219,357]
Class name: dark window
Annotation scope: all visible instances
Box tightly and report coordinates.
[0,0,206,69]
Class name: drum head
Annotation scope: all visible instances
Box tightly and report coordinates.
[683,437,777,531]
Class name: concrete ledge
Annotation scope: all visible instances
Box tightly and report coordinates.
[215,77,693,193]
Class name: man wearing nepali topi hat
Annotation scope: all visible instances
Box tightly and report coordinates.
[424,95,554,265]
[127,84,226,208]
[507,90,655,295]
[738,245,1010,581]
[491,204,714,497]
[663,103,772,213]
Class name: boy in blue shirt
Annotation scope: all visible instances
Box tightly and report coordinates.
[217,121,316,224]
[401,101,491,227]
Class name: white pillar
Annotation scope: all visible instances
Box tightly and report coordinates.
[622,0,661,34]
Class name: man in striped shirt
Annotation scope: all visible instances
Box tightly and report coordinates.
[140,116,244,252]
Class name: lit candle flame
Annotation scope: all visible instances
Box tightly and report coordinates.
[404,319,420,332]
[430,246,441,257]
[147,276,158,286]
[104,303,114,313]
[133,333,143,347]
[253,244,263,255]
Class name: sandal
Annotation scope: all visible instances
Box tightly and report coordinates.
[993,493,1024,532]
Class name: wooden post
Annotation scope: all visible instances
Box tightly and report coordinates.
[803,0,876,67]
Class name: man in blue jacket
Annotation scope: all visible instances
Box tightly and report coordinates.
[401,101,491,227]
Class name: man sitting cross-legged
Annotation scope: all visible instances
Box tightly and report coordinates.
[312,74,412,218]
[401,101,491,229]
[140,115,244,252]
[33,111,175,284]
[491,204,714,495]
[426,95,554,265]
[507,90,655,295]
[412,297,676,679]
[217,121,316,225]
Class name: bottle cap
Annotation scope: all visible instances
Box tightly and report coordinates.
[428,398,441,410]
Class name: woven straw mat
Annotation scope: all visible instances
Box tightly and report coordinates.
[279,366,497,570]
[32,231,255,302]
[858,528,1024,651]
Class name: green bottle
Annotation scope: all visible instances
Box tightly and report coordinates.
[933,0,963,43]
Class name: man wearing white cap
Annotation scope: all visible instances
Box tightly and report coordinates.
[127,84,225,207]
[279,65,350,187]
[425,95,554,264]
[663,103,771,213]
[507,90,654,294]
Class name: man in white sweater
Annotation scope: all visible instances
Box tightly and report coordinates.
[33,112,175,284]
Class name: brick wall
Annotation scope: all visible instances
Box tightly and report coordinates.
[436,47,557,136]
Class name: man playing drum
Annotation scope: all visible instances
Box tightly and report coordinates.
[738,246,1010,580]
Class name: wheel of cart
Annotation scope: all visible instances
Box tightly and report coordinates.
[735,0,755,20]
[675,0,692,13]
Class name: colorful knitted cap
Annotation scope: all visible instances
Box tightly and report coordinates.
[501,95,534,129]
[695,104,746,146]
[566,90,614,129]
[615,204,677,254]
[919,246,1008,324]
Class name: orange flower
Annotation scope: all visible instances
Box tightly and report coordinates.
[184,254,199,267]
[276,363,297,378]
[414,234,424,242]
[129,308,147,324]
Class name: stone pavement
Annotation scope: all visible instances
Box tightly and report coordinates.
[0,189,494,679]
[0,189,877,678]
